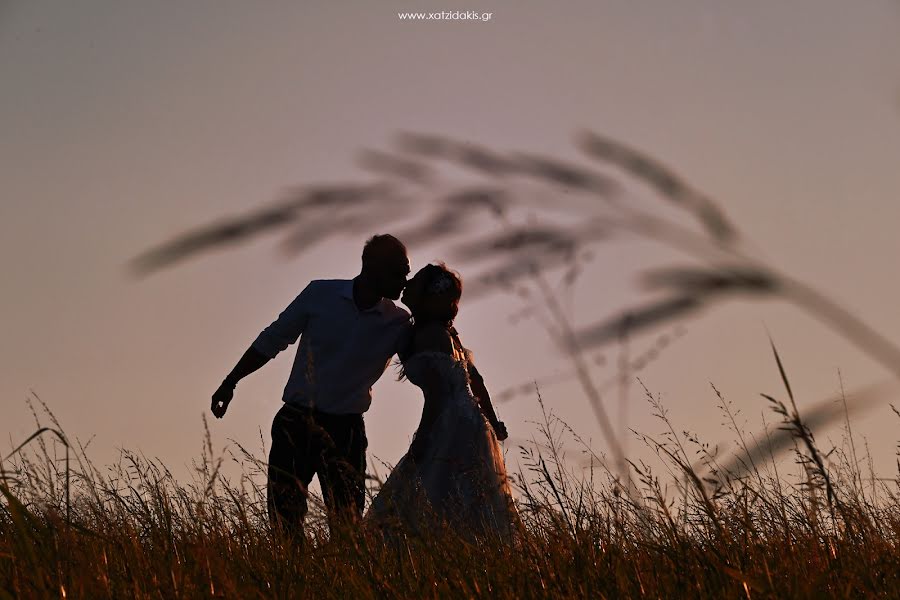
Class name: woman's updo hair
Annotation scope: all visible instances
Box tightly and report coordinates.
[396,263,464,380]
[416,263,462,327]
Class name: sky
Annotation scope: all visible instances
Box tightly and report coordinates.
[3,0,900,488]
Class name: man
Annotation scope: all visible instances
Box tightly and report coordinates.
[211,234,411,537]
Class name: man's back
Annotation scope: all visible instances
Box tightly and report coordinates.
[252,279,411,414]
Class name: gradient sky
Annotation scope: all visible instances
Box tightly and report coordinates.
[3,1,900,487]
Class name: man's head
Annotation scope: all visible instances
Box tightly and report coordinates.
[360,234,410,300]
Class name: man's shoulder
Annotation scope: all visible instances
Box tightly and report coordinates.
[380,298,411,323]
[304,279,350,296]
[287,280,350,310]
[307,278,350,288]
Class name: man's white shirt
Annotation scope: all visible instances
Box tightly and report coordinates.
[252,279,411,415]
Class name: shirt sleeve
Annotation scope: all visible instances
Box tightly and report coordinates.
[251,283,314,358]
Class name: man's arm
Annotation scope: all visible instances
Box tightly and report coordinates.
[211,346,271,418]
[224,345,272,386]
[211,284,314,418]
[251,283,314,358]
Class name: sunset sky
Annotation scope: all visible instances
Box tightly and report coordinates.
[3,1,900,486]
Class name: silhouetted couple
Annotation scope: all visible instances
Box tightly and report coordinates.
[211,234,517,543]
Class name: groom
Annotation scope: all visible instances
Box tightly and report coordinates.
[211,234,412,537]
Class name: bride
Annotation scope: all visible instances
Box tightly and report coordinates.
[367,263,518,540]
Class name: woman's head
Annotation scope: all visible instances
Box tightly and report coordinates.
[401,263,462,326]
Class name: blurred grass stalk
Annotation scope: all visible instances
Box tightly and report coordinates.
[129,131,900,483]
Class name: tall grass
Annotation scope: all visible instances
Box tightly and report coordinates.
[5,365,900,599]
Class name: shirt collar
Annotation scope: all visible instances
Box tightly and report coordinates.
[342,279,385,314]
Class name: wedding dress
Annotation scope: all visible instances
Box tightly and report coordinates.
[367,342,517,541]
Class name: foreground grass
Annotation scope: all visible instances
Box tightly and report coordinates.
[4,388,900,599]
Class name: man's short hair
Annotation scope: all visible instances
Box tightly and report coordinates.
[362,234,406,268]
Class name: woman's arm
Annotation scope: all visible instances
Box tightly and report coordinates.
[467,362,508,441]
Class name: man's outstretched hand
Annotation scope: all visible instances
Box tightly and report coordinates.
[211,348,269,418]
[211,382,234,418]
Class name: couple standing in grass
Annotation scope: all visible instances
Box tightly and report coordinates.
[211,234,517,541]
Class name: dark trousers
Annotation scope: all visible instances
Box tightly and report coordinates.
[267,403,367,537]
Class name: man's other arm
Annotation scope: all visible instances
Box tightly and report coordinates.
[211,283,314,418]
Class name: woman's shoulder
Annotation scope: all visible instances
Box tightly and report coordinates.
[412,322,454,355]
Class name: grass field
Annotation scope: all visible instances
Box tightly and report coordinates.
[4,375,900,599]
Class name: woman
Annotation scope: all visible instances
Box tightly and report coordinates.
[367,263,518,541]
